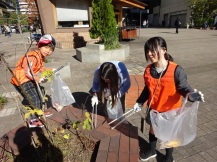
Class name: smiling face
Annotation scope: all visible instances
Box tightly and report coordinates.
[147,48,166,63]
[39,45,53,57]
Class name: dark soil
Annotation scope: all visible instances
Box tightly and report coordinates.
[12,127,96,162]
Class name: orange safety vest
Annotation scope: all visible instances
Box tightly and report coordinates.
[11,51,45,86]
[144,61,182,112]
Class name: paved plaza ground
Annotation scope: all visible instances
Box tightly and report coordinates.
[0,27,217,161]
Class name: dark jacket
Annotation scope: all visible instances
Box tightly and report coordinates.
[175,20,180,27]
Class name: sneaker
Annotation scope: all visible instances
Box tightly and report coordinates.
[27,118,44,128]
[44,111,53,117]
[139,150,157,161]
[165,157,175,162]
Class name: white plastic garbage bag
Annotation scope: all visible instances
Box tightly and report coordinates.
[150,96,199,149]
[106,98,123,120]
[50,74,75,112]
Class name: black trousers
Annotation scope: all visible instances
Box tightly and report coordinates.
[176,27,179,33]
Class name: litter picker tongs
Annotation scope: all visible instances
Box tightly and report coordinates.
[108,109,136,129]
[92,104,97,128]
[108,61,166,130]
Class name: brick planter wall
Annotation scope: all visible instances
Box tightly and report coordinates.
[0,106,139,162]
[126,75,145,109]
[52,32,99,49]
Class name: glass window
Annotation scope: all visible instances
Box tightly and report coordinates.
[56,0,90,28]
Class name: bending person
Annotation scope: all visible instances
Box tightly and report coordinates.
[91,61,131,119]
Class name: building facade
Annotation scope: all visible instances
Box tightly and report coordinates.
[149,0,190,27]
[17,0,38,18]
[0,0,15,17]
[16,0,39,25]
[36,0,146,49]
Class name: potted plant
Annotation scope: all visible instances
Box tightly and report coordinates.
[90,0,120,50]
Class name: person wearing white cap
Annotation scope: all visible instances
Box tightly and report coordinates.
[11,34,56,128]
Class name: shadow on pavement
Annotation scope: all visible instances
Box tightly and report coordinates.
[72,55,79,61]
[72,92,107,117]
[13,126,63,162]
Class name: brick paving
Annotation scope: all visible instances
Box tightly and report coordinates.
[126,75,145,109]
[0,28,217,161]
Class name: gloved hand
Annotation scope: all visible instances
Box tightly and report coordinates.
[91,95,99,107]
[53,68,56,72]
[52,68,57,74]
[133,103,143,112]
[189,89,205,102]
[39,78,48,83]
[117,91,122,98]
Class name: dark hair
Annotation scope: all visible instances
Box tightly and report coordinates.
[144,36,173,62]
[38,43,55,51]
[99,62,119,107]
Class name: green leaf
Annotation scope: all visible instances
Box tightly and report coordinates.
[82,125,86,129]
[85,112,90,117]
[63,134,70,139]
[40,70,54,81]
[87,124,91,130]
[24,109,44,119]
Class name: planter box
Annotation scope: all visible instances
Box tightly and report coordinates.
[76,44,130,63]
[121,29,137,39]
[0,106,139,162]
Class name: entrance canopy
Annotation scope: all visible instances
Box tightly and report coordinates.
[113,0,147,9]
